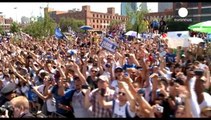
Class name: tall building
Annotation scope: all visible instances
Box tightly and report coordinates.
[140,2,148,11]
[121,2,137,16]
[173,2,211,22]
[45,6,128,31]
[21,16,30,24]
[158,2,173,12]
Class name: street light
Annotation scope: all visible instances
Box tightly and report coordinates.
[14,7,18,22]
[40,6,44,18]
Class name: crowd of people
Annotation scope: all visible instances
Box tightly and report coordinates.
[0,18,211,118]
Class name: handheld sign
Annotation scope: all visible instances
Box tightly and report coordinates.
[167,31,190,48]
[100,37,118,53]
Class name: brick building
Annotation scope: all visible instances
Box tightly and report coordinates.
[44,5,128,31]
[0,15,13,32]
[173,2,211,22]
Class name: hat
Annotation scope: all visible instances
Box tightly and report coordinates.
[1,83,16,96]
[98,75,109,83]
[115,67,123,72]
[150,73,159,78]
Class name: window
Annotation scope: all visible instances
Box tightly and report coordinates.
[101,20,102,23]
[104,15,105,18]
[93,14,95,17]
[93,25,95,28]
[97,20,98,23]
[188,9,198,15]
[97,14,98,18]
[100,15,102,18]
[93,19,95,23]
[201,16,211,22]
[202,2,211,6]
[100,25,102,28]
[188,3,198,8]
[97,25,98,28]
[201,8,211,14]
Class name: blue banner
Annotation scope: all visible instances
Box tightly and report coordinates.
[55,27,64,39]
[100,38,118,53]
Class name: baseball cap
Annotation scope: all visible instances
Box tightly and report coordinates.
[1,83,16,96]
[115,67,123,72]
[98,75,109,83]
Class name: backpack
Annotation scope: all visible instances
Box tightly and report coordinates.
[152,21,159,28]
[112,100,132,118]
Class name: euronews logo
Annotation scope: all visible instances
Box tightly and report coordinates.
[174,7,192,22]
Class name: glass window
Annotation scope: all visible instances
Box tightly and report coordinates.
[93,14,95,17]
[93,19,95,23]
[201,16,211,22]
[93,25,95,28]
[188,3,198,7]
[201,2,211,6]
[201,8,211,14]
[188,9,198,15]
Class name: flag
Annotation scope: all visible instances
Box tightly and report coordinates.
[55,27,65,40]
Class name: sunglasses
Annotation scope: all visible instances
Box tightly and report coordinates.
[118,92,126,96]
[91,70,97,73]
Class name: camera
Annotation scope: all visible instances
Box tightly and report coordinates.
[0,102,14,118]
[100,88,106,97]
[125,54,130,57]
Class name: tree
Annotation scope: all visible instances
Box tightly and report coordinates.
[22,12,57,39]
[0,25,3,35]
[126,3,149,34]
[108,20,122,31]
[10,22,20,33]
[59,17,85,33]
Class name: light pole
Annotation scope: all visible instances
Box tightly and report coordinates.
[40,6,44,18]
[14,7,18,23]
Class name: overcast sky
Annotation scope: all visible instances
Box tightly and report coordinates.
[0,2,158,22]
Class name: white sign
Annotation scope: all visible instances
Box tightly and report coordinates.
[167,31,190,48]
[100,38,118,53]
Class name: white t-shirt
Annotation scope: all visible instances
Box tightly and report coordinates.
[1,79,11,88]
[111,80,119,93]
[112,99,135,118]
[189,77,200,118]
[200,92,211,110]
[110,80,129,94]
[145,78,153,102]
[37,84,56,112]
[71,91,90,118]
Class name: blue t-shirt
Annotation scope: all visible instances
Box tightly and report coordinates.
[165,53,176,63]
[122,64,137,71]
[51,85,70,114]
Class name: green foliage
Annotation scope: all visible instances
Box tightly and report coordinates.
[0,25,3,35]
[125,3,148,33]
[109,20,122,30]
[10,22,20,33]
[22,12,57,39]
[59,17,85,33]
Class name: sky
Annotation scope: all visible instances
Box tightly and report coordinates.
[0,2,158,23]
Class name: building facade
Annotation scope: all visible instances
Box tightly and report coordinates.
[173,2,211,22]
[45,5,128,31]
[158,2,173,12]
[0,15,13,32]
[121,2,137,16]
[145,10,174,22]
